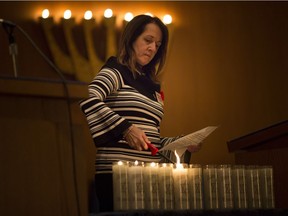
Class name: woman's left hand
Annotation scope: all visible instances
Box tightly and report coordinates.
[187,143,202,153]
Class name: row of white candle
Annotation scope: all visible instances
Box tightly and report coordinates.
[203,164,275,209]
[112,162,275,211]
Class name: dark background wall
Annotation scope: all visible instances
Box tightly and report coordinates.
[1,1,288,215]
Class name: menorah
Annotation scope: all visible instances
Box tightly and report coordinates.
[39,11,174,83]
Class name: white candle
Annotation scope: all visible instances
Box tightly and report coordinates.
[112,161,129,210]
[203,165,219,209]
[217,164,234,209]
[143,162,160,209]
[128,161,145,210]
[232,165,247,209]
[259,165,275,209]
[188,164,203,209]
[245,165,261,209]
[158,163,174,210]
[172,163,189,210]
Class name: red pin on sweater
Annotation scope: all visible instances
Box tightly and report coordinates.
[155,90,164,105]
[160,90,164,101]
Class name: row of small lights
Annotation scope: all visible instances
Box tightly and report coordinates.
[41,8,173,25]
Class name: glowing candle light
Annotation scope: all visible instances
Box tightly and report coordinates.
[84,10,93,20]
[128,161,145,210]
[188,164,203,209]
[112,161,129,210]
[145,12,153,17]
[81,10,101,76]
[158,163,174,210]
[41,9,49,19]
[104,8,113,18]
[172,150,189,210]
[102,8,117,58]
[218,164,234,209]
[163,14,172,25]
[61,9,75,35]
[63,9,72,19]
[203,164,219,209]
[245,165,261,209]
[232,165,247,209]
[124,12,134,22]
[259,165,275,209]
[144,162,160,209]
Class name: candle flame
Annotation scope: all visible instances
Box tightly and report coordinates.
[174,150,183,169]
[174,150,180,164]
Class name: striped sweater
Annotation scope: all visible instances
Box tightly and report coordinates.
[80,57,180,174]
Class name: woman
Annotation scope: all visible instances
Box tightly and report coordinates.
[80,14,201,212]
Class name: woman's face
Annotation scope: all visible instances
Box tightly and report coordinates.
[133,23,162,67]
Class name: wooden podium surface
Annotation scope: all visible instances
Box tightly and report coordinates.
[0,77,91,216]
[227,120,288,208]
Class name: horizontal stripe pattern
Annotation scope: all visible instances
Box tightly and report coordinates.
[80,64,182,174]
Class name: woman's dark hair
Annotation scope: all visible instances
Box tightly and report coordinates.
[117,14,169,82]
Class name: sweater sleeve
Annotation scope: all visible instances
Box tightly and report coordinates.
[79,68,131,146]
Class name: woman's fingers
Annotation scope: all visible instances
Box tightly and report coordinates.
[124,125,149,151]
[187,143,202,153]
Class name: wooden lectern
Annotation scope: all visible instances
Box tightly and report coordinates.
[227,120,288,208]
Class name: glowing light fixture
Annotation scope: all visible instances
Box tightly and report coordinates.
[42,9,50,19]
[124,12,133,22]
[163,14,172,25]
[145,12,153,17]
[63,9,72,19]
[84,10,93,20]
[38,8,173,24]
[104,8,113,18]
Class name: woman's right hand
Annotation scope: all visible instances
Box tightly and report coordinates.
[124,125,149,151]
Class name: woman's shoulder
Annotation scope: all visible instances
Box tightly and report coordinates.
[96,57,122,78]
[102,56,135,81]
[102,57,122,72]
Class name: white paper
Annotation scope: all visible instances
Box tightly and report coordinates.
[159,126,218,157]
